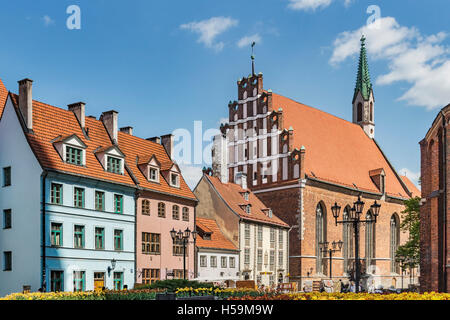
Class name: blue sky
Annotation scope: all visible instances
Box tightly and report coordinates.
[0,0,449,188]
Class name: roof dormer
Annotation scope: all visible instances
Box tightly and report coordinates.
[138,154,161,183]
[239,204,252,214]
[161,162,181,188]
[369,168,386,194]
[95,145,125,174]
[53,134,87,166]
[262,208,273,218]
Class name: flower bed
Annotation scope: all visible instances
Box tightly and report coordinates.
[175,287,263,299]
[228,292,450,300]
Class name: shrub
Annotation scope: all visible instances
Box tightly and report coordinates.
[134,279,215,292]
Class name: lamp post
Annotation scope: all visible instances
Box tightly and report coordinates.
[170,227,197,280]
[331,195,381,293]
[319,240,343,280]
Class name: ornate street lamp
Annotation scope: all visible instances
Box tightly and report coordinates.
[319,240,343,280]
[107,258,117,276]
[170,227,196,280]
[332,195,381,293]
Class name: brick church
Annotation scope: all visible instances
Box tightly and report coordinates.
[211,37,419,290]
[420,104,450,293]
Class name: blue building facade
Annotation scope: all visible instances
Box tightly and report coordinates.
[44,172,136,292]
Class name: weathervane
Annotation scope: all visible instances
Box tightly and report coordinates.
[251,41,256,75]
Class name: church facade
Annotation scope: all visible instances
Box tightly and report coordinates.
[211,37,419,290]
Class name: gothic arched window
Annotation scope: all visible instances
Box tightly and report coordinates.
[390,213,400,273]
[315,202,327,274]
[357,103,363,122]
[365,210,376,269]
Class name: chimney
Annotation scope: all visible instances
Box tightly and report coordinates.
[147,136,161,144]
[120,126,133,135]
[161,134,174,159]
[235,172,247,190]
[101,110,119,144]
[68,102,86,129]
[18,79,33,130]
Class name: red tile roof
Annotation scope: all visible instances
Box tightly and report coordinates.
[10,94,136,187]
[400,175,421,198]
[0,78,8,119]
[196,218,238,251]
[205,175,289,228]
[272,92,410,199]
[118,132,196,200]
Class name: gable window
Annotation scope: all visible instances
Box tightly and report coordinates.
[3,251,12,271]
[95,227,105,250]
[149,167,159,182]
[170,173,180,187]
[74,188,85,208]
[3,209,11,229]
[142,200,150,215]
[74,225,85,248]
[51,223,63,246]
[66,146,83,166]
[114,195,123,214]
[3,167,11,187]
[172,205,179,220]
[158,202,166,218]
[107,156,122,174]
[51,183,63,205]
[114,229,123,251]
[182,207,189,222]
[95,191,105,211]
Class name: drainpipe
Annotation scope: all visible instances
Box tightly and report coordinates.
[41,170,48,292]
[440,111,447,292]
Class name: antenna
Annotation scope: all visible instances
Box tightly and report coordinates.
[251,41,256,75]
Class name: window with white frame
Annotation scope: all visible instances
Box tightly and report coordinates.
[200,255,207,267]
[170,172,180,187]
[107,156,122,174]
[148,167,159,182]
[210,256,217,268]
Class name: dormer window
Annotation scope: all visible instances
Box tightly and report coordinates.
[66,146,83,165]
[170,173,180,187]
[243,192,249,201]
[245,205,251,214]
[107,156,122,174]
[149,167,159,183]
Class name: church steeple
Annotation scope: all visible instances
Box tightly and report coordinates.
[352,35,375,139]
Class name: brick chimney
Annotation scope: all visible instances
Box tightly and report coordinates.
[161,134,174,159]
[147,136,161,144]
[68,102,86,130]
[18,79,33,131]
[120,126,133,135]
[101,110,119,144]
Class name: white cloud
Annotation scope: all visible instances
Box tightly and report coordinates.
[180,17,238,52]
[237,34,262,48]
[178,164,203,190]
[288,0,333,11]
[330,17,450,110]
[42,15,54,26]
[287,0,355,11]
[399,168,421,188]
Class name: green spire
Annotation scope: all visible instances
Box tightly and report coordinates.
[353,35,372,103]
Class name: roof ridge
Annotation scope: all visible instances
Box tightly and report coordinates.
[272,92,363,130]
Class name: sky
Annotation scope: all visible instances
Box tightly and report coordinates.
[0,0,448,189]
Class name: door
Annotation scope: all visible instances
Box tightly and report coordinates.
[94,272,105,290]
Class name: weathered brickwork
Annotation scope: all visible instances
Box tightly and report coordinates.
[420,105,450,293]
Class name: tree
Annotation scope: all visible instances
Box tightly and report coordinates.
[395,196,420,270]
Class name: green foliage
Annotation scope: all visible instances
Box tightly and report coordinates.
[396,197,420,269]
[134,279,215,292]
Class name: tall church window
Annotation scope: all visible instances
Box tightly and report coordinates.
[390,213,400,273]
[370,102,373,122]
[342,206,354,274]
[365,211,376,269]
[315,202,327,274]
